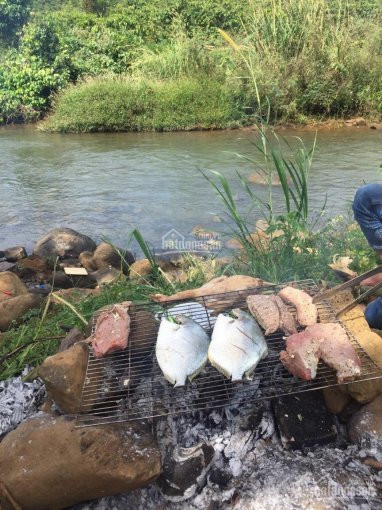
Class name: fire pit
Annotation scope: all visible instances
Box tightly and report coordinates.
[76,279,382,427]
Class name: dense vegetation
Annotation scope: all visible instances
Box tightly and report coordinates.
[0,0,381,130]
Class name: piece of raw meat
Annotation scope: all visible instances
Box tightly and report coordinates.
[280,330,320,380]
[278,286,318,326]
[90,304,130,358]
[246,294,280,335]
[309,323,361,383]
[246,294,297,335]
[280,322,361,383]
[272,295,298,335]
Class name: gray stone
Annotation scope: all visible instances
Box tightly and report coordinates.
[4,246,27,262]
[33,228,96,259]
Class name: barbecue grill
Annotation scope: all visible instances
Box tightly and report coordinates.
[75,279,382,427]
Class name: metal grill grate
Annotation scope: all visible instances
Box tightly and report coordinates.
[76,279,382,427]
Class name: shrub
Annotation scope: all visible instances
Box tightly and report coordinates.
[42,75,244,132]
[0,0,31,43]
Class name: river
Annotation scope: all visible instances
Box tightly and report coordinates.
[1,125,381,255]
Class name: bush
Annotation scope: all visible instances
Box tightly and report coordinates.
[42,75,244,132]
[0,0,31,43]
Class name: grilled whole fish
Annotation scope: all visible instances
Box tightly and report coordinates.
[208,308,268,381]
[156,315,210,387]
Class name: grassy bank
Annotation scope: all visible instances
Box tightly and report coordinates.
[0,0,381,130]
[42,76,244,132]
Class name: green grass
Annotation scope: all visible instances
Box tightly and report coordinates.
[42,75,244,132]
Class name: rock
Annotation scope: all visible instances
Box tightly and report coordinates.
[345,117,367,127]
[328,290,382,403]
[38,343,88,414]
[50,270,97,289]
[129,259,153,282]
[0,294,42,331]
[58,327,85,352]
[158,443,214,501]
[247,172,286,186]
[50,287,101,305]
[15,255,47,275]
[322,386,351,414]
[3,246,27,262]
[92,242,135,271]
[79,250,98,271]
[33,228,96,259]
[0,271,28,302]
[370,123,382,130]
[92,267,125,286]
[0,414,161,510]
[348,394,382,445]
[0,261,16,273]
[192,225,219,240]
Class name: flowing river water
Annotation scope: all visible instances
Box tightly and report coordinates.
[1,125,381,254]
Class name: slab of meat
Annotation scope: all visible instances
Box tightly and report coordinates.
[278,286,318,327]
[272,295,298,335]
[280,330,320,380]
[246,294,297,335]
[310,323,361,383]
[246,295,280,335]
[280,322,361,383]
[90,304,130,358]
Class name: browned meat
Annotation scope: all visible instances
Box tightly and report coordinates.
[90,304,130,358]
[246,294,280,335]
[272,295,298,335]
[309,323,361,383]
[246,294,297,335]
[280,330,320,380]
[280,322,361,382]
[278,286,318,327]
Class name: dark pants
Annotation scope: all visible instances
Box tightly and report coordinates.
[353,184,382,329]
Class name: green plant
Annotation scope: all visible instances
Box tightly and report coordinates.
[0,0,31,43]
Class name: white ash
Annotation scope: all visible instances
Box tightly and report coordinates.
[0,367,45,436]
[72,403,382,510]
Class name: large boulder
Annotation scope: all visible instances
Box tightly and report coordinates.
[0,271,28,302]
[129,258,152,282]
[33,228,96,259]
[328,291,382,403]
[92,242,135,271]
[0,414,161,510]
[0,294,42,331]
[348,394,382,446]
[322,386,351,415]
[92,267,125,286]
[38,343,88,414]
[4,246,27,262]
[58,327,85,352]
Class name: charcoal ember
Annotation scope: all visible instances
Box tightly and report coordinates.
[208,465,231,487]
[0,367,45,436]
[273,392,338,449]
[158,442,215,502]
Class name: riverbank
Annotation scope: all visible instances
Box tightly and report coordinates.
[0,1,381,130]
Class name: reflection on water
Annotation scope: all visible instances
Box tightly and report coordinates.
[0,126,381,253]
